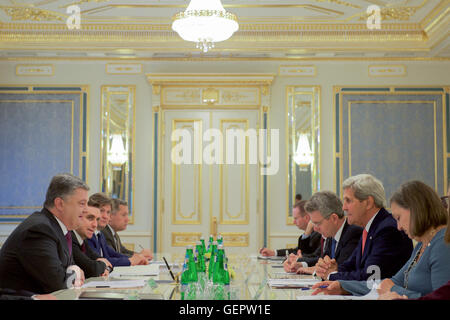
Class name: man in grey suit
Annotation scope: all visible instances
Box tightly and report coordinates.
[102,198,153,260]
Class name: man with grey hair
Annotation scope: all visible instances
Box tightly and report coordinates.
[284,191,362,274]
[102,198,153,260]
[315,174,413,281]
[0,173,87,294]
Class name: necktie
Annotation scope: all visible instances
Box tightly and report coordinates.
[330,239,336,259]
[114,233,121,253]
[320,237,325,257]
[65,232,72,256]
[97,233,104,257]
[81,242,86,253]
[361,229,368,254]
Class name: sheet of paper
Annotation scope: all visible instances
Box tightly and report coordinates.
[82,279,147,289]
[110,264,160,277]
[267,278,320,288]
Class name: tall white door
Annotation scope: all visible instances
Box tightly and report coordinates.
[160,110,261,254]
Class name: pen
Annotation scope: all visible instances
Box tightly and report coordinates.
[95,285,110,288]
[163,256,176,281]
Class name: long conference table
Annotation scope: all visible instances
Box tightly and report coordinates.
[51,253,319,300]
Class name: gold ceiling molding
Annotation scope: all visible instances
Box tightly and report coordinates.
[312,0,361,9]
[2,56,449,62]
[0,21,425,43]
[1,6,66,22]
[359,6,418,21]
[60,0,110,9]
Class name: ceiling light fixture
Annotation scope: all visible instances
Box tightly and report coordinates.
[172,0,239,53]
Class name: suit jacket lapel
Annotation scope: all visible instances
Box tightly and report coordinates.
[360,208,387,265]
[334,221,348,259]
[43,209,72,265]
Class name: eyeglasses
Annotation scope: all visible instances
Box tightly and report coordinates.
[440,196,448,210]
[311,216,330,227]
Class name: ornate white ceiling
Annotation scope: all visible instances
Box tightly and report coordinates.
[0,0,448,60]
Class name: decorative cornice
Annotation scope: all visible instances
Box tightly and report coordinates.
[0,22,426,43]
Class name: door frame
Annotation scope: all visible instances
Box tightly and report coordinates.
[147,73,275,253]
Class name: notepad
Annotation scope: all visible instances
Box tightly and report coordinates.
[110,264,160,277]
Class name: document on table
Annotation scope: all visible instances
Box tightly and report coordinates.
[82,279,147,289]
[267,278,320,288]
[110,264,160,277]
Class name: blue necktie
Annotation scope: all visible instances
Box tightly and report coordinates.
[330,239,336,259]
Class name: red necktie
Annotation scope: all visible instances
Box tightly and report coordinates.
[81,242,86,253]
[361,229,368,254]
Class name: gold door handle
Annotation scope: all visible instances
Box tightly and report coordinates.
[211,217,218,238]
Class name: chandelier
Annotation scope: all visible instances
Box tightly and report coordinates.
[172,0,239,53]
[293,133,314,168]
[108,134,128,169]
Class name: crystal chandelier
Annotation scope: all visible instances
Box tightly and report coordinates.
[172,0,239,53]
[293,133,314,167]
[108,134,128,169]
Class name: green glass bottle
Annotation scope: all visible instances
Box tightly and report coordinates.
[180,245,198,300]
[208,241,218,280]
[206,234,214,254]
[200,236,206,255]
[212,244,230,300]
[217,234,223,245]
[195,241,206,273]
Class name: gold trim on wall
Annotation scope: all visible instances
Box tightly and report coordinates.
[0,85,89,222]
[100,85,136,224]
[368,64,407,77]
[171,232,202,247]
[348,100,438,191]
[219,119,250,225]
[171,119,202,225]
[334,86,449,196]
[15,64,54,76]
[220,232,249,247]
[285,86,321,225]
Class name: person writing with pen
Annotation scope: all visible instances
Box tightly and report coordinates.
[283,191,362,275]
[311,174,412,282]
[311,180,450,299]
[260,201,321,259]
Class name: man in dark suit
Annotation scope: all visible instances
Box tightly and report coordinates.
[316,174,413,281]
[284,191,362,273]
[102,198,153,259]
[86,193,147,266]
[260,200,321,257]
[0,173,86,294]
[72,205,113,278]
